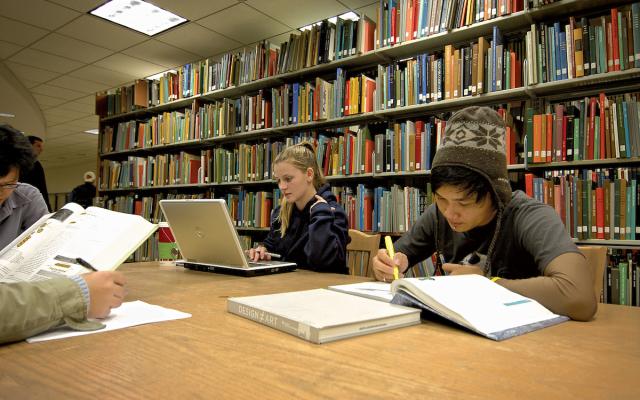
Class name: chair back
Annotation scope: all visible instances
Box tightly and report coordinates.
[346,229,381,277]
[578,246,607,302]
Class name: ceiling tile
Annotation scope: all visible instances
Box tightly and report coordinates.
[156,23,242,58]
[31,83,86,101]
[42,113,70,124]
[152,0,238,21]
[31,33,112,64]
[122,40,200,68]
[246,0,347,29]
[198,3,290,45]
[57,15,148,52]
[341,0,378,9]
[9,48,84,74]
[33,93,68,107]
[0,0,80,30]
[47,124,79,135]
[94,53,166,78]
[73,95,97,106]
[47,0,103,13]
[44,108,90,121]
[5,62,61,82]
[55,100,96,114]
[0,16,49,46]
[20,79,41,89]
[0,40,21,59]
[68,65,138,87]
[356,2,378,18]
[48,75,109,94]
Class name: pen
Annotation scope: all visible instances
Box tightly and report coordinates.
[384,236,399,280]
[266,252,281,260]
[75,257,98,272]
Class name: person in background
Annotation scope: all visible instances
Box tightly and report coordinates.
[372,106,596,321]
[70,171,97,208]
[248,142,349,273]
[21,135,51,211]
[0,124,127,345]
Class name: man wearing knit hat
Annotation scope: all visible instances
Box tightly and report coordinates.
[373,106,596,321]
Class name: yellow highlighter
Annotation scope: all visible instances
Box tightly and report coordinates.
[385,236,399,280]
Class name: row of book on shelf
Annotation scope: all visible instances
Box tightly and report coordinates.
[604,248,639,306]
[98,119,450,190]
[525,167,639,240]
[95,3,640,118]
[99,181,432,235]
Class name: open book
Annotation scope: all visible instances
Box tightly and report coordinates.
[0,203,157,282]
[390,275,569,341]
[227,288,420,344]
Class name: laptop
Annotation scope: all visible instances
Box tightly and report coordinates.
[159,199,296,277]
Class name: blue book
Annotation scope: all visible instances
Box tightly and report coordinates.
[491,26,503,92]
[292,83,299,124]
[424,122,432,170]
[558,30,568,80]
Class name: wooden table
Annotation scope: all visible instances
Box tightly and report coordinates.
[1,262,638,399]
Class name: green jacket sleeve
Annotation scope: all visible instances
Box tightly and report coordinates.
[0,277,101,344]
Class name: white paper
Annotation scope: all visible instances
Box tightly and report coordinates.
[26,301,191,343]
[328,282,393,302]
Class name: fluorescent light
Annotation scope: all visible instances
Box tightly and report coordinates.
[90,0,187,36]
[146,69,177,81]
[84,129,99,135]
[0,112,15,117]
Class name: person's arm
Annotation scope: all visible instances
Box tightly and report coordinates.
[0,271,127,344]
[303,197,349,273]
[19,186,48,231]
[497,252,597,321]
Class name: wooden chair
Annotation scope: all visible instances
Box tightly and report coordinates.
[346,229,381,277]
[578,246,607,302]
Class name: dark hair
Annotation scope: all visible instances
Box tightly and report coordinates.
[0,124,36,177]
[431,165,495,204]
[28,135,43,144]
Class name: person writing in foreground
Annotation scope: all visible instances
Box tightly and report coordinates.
[0,124,127,344]
[248,142,349,273]
[372,106,597,321]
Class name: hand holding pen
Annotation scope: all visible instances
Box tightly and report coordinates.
[247,246,281,262]
[372,239,408,283]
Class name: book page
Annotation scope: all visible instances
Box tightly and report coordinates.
[36,206,157,276]
[327,282,393,302]
[0,204,83,282]
[392,275,562,335]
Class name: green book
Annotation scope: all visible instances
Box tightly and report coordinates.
[619,262,628,306]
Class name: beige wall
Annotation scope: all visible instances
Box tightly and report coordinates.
[46,159,98,194]
[0,64,46,139]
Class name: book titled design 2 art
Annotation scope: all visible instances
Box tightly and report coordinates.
[227,288,420,344]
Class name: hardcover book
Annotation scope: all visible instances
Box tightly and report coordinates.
[227,288,420,344]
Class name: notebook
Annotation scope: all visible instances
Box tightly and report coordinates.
[159,199,296,277]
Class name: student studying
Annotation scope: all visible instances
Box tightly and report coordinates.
[0,124,127,344]
[248,142,349,274]
[372,106,597,321]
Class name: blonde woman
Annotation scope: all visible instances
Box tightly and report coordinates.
[248,143,349,273]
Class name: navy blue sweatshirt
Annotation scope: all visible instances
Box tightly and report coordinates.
[263,184,349,274]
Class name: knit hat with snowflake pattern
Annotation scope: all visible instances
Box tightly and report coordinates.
[431,106,512,207]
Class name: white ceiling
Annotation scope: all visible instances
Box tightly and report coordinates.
[0,0,378,169]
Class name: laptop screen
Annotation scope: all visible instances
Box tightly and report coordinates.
[159,199,249,268]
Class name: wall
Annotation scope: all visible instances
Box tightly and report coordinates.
[46,159,98,194]
[0,63,46,139]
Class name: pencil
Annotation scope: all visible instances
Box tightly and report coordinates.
[384,236,399,280]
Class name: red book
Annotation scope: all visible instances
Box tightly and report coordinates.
[189,159,201,184]
[510,51,516,88]
[391,6,397,45]
[404,0,413,42]
[363,193,373,231]
[595,187,605,239]
[546,113,553,162]
[415,120,424,170]
[506,126,516,164]
[610,9,620,71]
[599,92,606,159]
[525,173,534,197]
[364,139,374,173]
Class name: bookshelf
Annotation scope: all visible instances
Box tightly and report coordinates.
[95,0,639,305]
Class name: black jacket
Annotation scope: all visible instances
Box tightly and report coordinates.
[21,160,50,211]
[70,182,97,209]
[263,184,349,274]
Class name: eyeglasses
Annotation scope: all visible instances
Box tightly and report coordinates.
[0,183,21,190]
